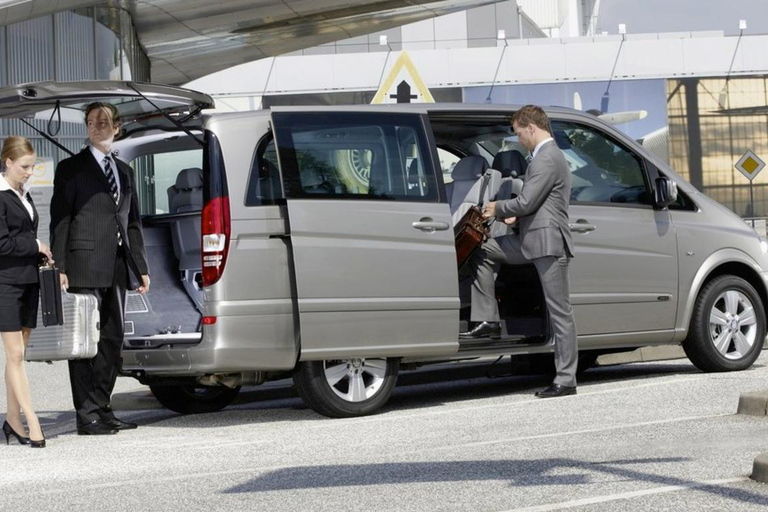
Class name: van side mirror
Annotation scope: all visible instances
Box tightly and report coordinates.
[654,176,678,208]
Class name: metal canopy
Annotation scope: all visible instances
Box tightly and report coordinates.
[0,0,505,85]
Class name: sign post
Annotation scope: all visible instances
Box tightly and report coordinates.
[371,51,434,105]
[735,150,766,218]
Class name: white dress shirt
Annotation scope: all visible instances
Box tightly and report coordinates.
[531,137,554,160]
[0,172,40,249]
[90,145,121,201]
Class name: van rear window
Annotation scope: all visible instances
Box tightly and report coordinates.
[272,112,439,202]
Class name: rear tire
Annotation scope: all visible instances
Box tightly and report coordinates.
[293,357,399,418]
[150,383,240,414]
[683,275,765,372]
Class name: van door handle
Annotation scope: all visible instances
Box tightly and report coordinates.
[412,218,450,232]
[568,219,596,233]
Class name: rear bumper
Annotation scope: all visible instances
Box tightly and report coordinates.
[122,312,298,376]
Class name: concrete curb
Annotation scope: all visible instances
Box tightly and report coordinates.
[737,391,768,416]
[752,453,768,483]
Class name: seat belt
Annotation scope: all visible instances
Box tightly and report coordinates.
[477,170,491,207]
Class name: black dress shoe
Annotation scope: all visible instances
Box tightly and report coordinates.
[77,420,118,436]
[459,321,501,339]
[535,383,577,398]
[104,417,138,431]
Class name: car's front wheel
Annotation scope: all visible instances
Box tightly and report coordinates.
[683,275,765,372]
[293,357,400,418]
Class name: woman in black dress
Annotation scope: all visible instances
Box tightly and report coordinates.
[0,136,53,448]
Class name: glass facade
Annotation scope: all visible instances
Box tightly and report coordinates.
[668,76,768,217]
[0,7,150,162]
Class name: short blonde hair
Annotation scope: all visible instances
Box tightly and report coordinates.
[1,136,35,168]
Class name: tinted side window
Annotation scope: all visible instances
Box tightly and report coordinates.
[273,112,438,201]
[245,136,283,206]
[552,121,650,205]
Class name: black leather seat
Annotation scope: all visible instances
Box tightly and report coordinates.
[491,150,528,179]
[167,167,203,213]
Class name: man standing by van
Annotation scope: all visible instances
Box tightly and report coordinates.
[51,102,150,434]
[459,105,578,398]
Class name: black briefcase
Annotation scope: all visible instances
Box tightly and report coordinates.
[39,265,64,327]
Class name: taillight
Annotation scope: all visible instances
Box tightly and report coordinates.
[201,195,230,286]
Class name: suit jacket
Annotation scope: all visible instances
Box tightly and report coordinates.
[494,140,575,260]
[50,148,148,288]
[0,181,40,284]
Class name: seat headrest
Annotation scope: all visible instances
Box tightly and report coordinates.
[491,150,528,178]
[301,168,324,188]
[451,155,489,181]
[408,159,419,176]
[175,168,203,190]
[553,130,571,150]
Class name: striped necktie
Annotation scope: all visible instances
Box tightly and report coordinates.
[103,156,122,246]
[103,156,118,203]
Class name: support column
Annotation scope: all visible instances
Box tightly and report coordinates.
[682,78,704,191]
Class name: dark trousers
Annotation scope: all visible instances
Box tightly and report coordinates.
[468,235,578,387]
[68,253,128,426]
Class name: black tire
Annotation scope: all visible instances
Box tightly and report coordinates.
[293,358,400,418]
[149,383,241,414]
[683,275,766,372]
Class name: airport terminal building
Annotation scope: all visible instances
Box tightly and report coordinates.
[1,0,768,217]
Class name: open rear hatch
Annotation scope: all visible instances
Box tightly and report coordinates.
[0,80,212,126]
[0,80,214,347]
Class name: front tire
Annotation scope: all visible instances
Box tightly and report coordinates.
[293,357,400,418]
[683,275,765,372]
[150,383,241,414]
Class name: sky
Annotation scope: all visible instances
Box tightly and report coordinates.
[598,0,768,36]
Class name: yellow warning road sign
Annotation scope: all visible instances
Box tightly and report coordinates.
[371,51,434,104]
[735,150,766,181]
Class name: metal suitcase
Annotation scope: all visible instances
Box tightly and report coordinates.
[26,292,100,362]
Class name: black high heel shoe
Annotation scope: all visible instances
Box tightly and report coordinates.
[29,426,46,449]
[3,420,30,445]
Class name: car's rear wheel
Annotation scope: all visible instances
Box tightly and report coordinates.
[683,275,765,372]
[150,383,240,414]
[293,357,399,418]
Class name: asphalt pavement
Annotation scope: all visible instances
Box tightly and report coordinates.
[1,350,768,511]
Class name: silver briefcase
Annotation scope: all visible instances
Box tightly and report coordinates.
[26,292,100,362]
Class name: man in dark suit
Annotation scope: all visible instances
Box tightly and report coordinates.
[459,105,578,398]
[50,102,150,435]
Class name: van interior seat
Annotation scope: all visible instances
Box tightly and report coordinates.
[167,167,203,213]
[407,158,422,194]
[301,167,347,194]
[491,150,528,179]
[489,153,527,238]
[167,168,204,280]
[447,155,501,226]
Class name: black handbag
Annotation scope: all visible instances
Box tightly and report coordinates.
[39,264,64,327]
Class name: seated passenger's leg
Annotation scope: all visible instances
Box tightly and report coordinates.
[460,234,529,339]
[469,239,504,323]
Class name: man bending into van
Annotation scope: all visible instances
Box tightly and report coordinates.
[459,105,578,398]
[50,102,150,434]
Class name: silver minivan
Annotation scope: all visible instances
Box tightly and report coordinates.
[4,81,767,417]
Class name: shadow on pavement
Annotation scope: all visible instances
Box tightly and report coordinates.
[220,457,768,506]
[99,358,716,430]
